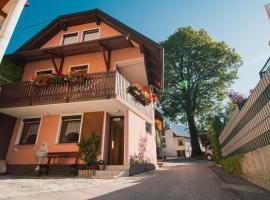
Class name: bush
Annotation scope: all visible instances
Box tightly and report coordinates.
[220,154,243,176]
[208,117,223,163]
[77,133,100,166]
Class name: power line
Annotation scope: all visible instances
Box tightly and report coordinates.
[16,19,52,31]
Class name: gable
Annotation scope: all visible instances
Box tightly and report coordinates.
[41,22,122,49]
[10,9,163,89]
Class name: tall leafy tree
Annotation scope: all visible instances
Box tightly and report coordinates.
[159,27,242,156]
[0,59,22,85]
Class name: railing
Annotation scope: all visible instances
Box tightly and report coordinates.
[0,71,116,108]
[0,71,153,120]
[115,71,154,120]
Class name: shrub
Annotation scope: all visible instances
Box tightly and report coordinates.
[220,154,243,176]
[208,117,223,163]
[77,133,100,166]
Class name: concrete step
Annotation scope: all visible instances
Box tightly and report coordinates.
[92,170,129,179]
[105,165,129,171]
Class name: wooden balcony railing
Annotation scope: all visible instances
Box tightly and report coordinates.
[0,71,153,120]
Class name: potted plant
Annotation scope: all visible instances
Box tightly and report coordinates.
[98,160,105,170]
[128,83,155,106]
[77,133,100,177]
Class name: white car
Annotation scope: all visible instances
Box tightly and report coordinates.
[205,145,213,161]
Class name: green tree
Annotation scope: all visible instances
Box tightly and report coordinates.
[208,116,224,162]
[159,27,242,156]
[0,59,22,85]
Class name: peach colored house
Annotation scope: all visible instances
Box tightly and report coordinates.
[0,9,163,176]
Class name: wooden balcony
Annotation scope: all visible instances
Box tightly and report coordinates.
[0,71,153,120]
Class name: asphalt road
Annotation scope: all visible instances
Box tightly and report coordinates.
[2,159,270,200]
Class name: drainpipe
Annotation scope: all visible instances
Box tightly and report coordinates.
[0,0,27,62]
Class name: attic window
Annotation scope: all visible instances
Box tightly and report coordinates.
[82,29,99,42]
[62,32,78,45]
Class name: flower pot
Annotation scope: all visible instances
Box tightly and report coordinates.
[98,164,105,170]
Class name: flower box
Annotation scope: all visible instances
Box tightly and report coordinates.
[128,83,156,106]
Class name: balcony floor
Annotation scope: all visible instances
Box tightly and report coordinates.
[0,98,125,118]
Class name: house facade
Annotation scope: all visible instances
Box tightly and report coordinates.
[0,9,163,175]
[163,123,192,158]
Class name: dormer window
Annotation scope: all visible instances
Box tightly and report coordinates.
[62,32,78,45]
[82,29,99,42]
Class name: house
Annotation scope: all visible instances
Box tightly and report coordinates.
[0,0,29,62]
[0,9,163,176]
[163,123,192,158]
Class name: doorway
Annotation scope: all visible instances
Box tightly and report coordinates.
[108,117,124,165]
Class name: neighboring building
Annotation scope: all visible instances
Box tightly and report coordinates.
[219,57,270,191]
[0,0,28,62]
[163,123,192,158]
[0,9,163,176]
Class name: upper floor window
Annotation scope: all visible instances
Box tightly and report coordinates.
[19,118,41,145]
[36,69,53,77]
[62,32,78,45]
[178,140,184,146]
[58,115,82,143]
[69,65,88,74]
[82,29,99,42]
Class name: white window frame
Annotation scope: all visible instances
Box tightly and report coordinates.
[55,113,84,144]
[81,27,101,42]
[68,63,90,73]
[60,31,79,46]
[15,116,42,146]
[35,68,54,76]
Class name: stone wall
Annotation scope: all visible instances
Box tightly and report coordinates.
[241,145,270,191]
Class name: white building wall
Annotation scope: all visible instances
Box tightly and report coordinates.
[127,110,157,164]
[0,0,26,62]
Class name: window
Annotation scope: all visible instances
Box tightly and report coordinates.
[19,118,41,145]
[62,32,78,45]
[36,69,53,77]
[145,122,152,133]
[69,65,88,74]
[58,115,82,143]
[82,29,99,42]
[162,138,166,144]
[178,140,184,146]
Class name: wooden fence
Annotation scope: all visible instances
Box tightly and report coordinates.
[219,68,270,157]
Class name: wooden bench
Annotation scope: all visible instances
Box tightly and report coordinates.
[37,152,80,177]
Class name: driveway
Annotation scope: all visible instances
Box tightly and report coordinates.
[0,159,269,200]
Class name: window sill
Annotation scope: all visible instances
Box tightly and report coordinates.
[56,143,78,145]
[14,144,35,149]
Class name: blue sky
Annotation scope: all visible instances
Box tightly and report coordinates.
[6,0,270,94]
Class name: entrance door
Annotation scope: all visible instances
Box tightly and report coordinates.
[109,117,124,165]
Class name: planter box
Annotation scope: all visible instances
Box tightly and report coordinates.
[78,169,96,177]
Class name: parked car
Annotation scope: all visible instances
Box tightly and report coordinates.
[205,145,213,161]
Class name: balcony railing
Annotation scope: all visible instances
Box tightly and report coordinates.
[0,71,153,120]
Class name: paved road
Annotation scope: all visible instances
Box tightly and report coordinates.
[2,159,270,200]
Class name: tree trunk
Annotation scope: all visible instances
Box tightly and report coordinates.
[186,114,203,157]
